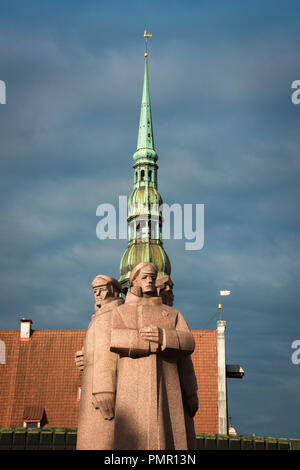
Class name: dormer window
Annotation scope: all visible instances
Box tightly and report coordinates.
[23,421,41,428]
[23,406,45,428]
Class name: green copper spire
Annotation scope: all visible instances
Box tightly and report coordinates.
[119,34,171,290]
[136,57,154,151]
[133,54,158,164]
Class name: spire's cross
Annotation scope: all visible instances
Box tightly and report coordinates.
[144,29,152,56]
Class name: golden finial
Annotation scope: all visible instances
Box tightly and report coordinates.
[144,29,152,38]
[144,29,152,59]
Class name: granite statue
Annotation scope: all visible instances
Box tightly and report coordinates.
[110,262,196,450]
[156,274,199,450]
[76,275,124,450]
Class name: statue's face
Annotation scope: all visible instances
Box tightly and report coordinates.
[93,283,110,307]
[134,267,157,295]
[161,285,174,306]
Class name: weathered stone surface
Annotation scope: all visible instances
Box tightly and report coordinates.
[76,275,123,450]
[156,274,198,450]
[77,266,198,450]
[110,263,196,450]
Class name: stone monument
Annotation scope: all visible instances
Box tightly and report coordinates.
[110,262,196,450]
[76,275,123,450]
[156,275,199,450]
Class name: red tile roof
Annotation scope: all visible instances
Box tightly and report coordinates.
[0,328,218,434]
[0,330,85,429]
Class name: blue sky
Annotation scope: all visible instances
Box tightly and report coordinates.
[0,0,300,438]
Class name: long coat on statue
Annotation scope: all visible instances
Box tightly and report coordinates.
[110,295,196,450]
[76,297,124,450]
[178,355,198,450]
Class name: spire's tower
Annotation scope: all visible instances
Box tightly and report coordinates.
[119,32,171,290]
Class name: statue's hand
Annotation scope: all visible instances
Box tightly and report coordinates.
[185,393,199,418]
[74,349,84,372]
[92,392,115,420]
[139,325,163,344]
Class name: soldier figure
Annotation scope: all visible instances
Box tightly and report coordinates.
[110,262,196,450]
[156,274,199,450]
[76,275,124,450]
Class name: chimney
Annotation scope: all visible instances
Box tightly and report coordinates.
[20,318,33,340]
[217,320,227,434]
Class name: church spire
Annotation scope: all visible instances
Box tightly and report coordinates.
[119,31,170,291]
[136,53,154,152]
[133,31,157,164]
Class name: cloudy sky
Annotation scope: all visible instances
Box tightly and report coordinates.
[1,0,300,438]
